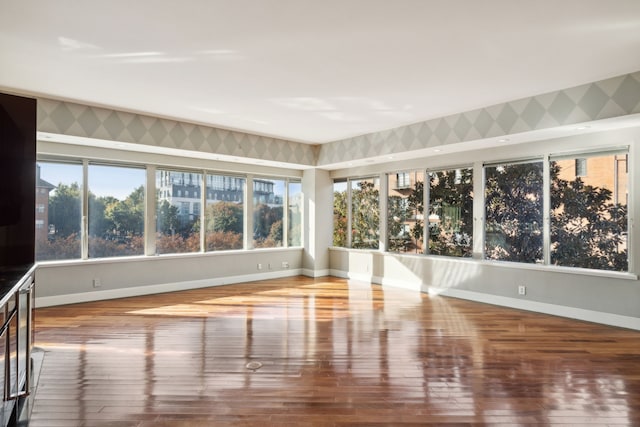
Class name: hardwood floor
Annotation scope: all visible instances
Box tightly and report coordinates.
[30,276,640,426]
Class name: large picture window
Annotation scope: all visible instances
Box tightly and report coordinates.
[387,171,424,253]
[351,177,380,249]
[253,178,284,248]
[88,164,146,258]
[288,180,302,247]
[35,162,82,261]
[205,174,245,251]
[484,160,543,264]
[428,168,473,257]
[156,169,201,254]
[550,151,628,271]
[333,180,348,247]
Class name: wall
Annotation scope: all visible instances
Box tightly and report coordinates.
[36,248,303,307]
[328,127,640,330]
[35,133,307,307]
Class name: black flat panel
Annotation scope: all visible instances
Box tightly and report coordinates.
[0,93,36,268]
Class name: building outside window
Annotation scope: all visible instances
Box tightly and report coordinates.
[551,151,628,271]
[156,169,202,254]
[205,173,245,251]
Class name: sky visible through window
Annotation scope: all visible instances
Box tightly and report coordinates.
[39,163,286,200]
[38,163,144,200]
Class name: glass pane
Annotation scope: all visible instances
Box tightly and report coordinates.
[35,162,82,261]
[550,153,628,271]
[428,168,473,257]
[333,181,348,247]
[387,171,424,254]
[351,177,380,249]
[253,178,284,248]
[205,174,245,251]
[88,164,145,258]
[485,161,543,263]
[288,181,302,247]
[156,170,201,254]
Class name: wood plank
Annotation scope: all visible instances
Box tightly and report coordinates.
[30,276,640,426]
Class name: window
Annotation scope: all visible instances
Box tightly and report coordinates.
[551,151,628,271]
[156,169,201,254]
[181,202,190,216]
[388,171,424,253]
[253,178,284,248]
[333,180,348,247]
[575,158,587,177]
[396,172,410,189]
[205,173,244,251]
[288,180,302,247]
[36,204,45,213]
[484,160,543,264]
[35,161,82,261]
[88,164,145,259]
[351,177,380,249]
[428,168,473,257]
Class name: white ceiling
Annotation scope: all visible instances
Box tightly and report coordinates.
[2,1,640,144]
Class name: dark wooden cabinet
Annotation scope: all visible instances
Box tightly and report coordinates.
[0,92,37,425]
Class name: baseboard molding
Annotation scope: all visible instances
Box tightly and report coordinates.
[329,269,640,331]
[433,287,640,331]
[35,269,302,308]
[301,268,331,278]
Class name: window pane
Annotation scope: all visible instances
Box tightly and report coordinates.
[205,174,245,251]
[485,161,543,263]
[351,177,380,249]
[550,153,628,271]
[388,171,424,253]
[333,181,348,247]
[88,164,145,258]
[156,170,201,254]
[288,181,302,247]
[428,168,473,257]
[35,162,82,261]
[253,178,284,248]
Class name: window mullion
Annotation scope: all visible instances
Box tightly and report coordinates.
[543,155,551,265]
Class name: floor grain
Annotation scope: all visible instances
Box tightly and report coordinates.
[30,276,640,426]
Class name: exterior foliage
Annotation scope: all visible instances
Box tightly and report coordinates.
[485,162,544,263]
[333,189,348,247]
[550,162,627,271]
[350,181,379,249]
[428,169,473,257]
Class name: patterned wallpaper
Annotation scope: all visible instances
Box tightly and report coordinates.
[317,71,640,166]
[36,71,640,168]
[37,99,318,167]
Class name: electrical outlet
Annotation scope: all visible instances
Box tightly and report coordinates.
[282,261,289,268]
[518,285,526,295]
[268,263,272,270]
[93,278,102,288]
[257,263,262,270]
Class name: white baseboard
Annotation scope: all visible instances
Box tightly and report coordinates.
[35,269,302,308]
[329,269,640,331]
[432,287,640,331]
[302,268,331,278]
